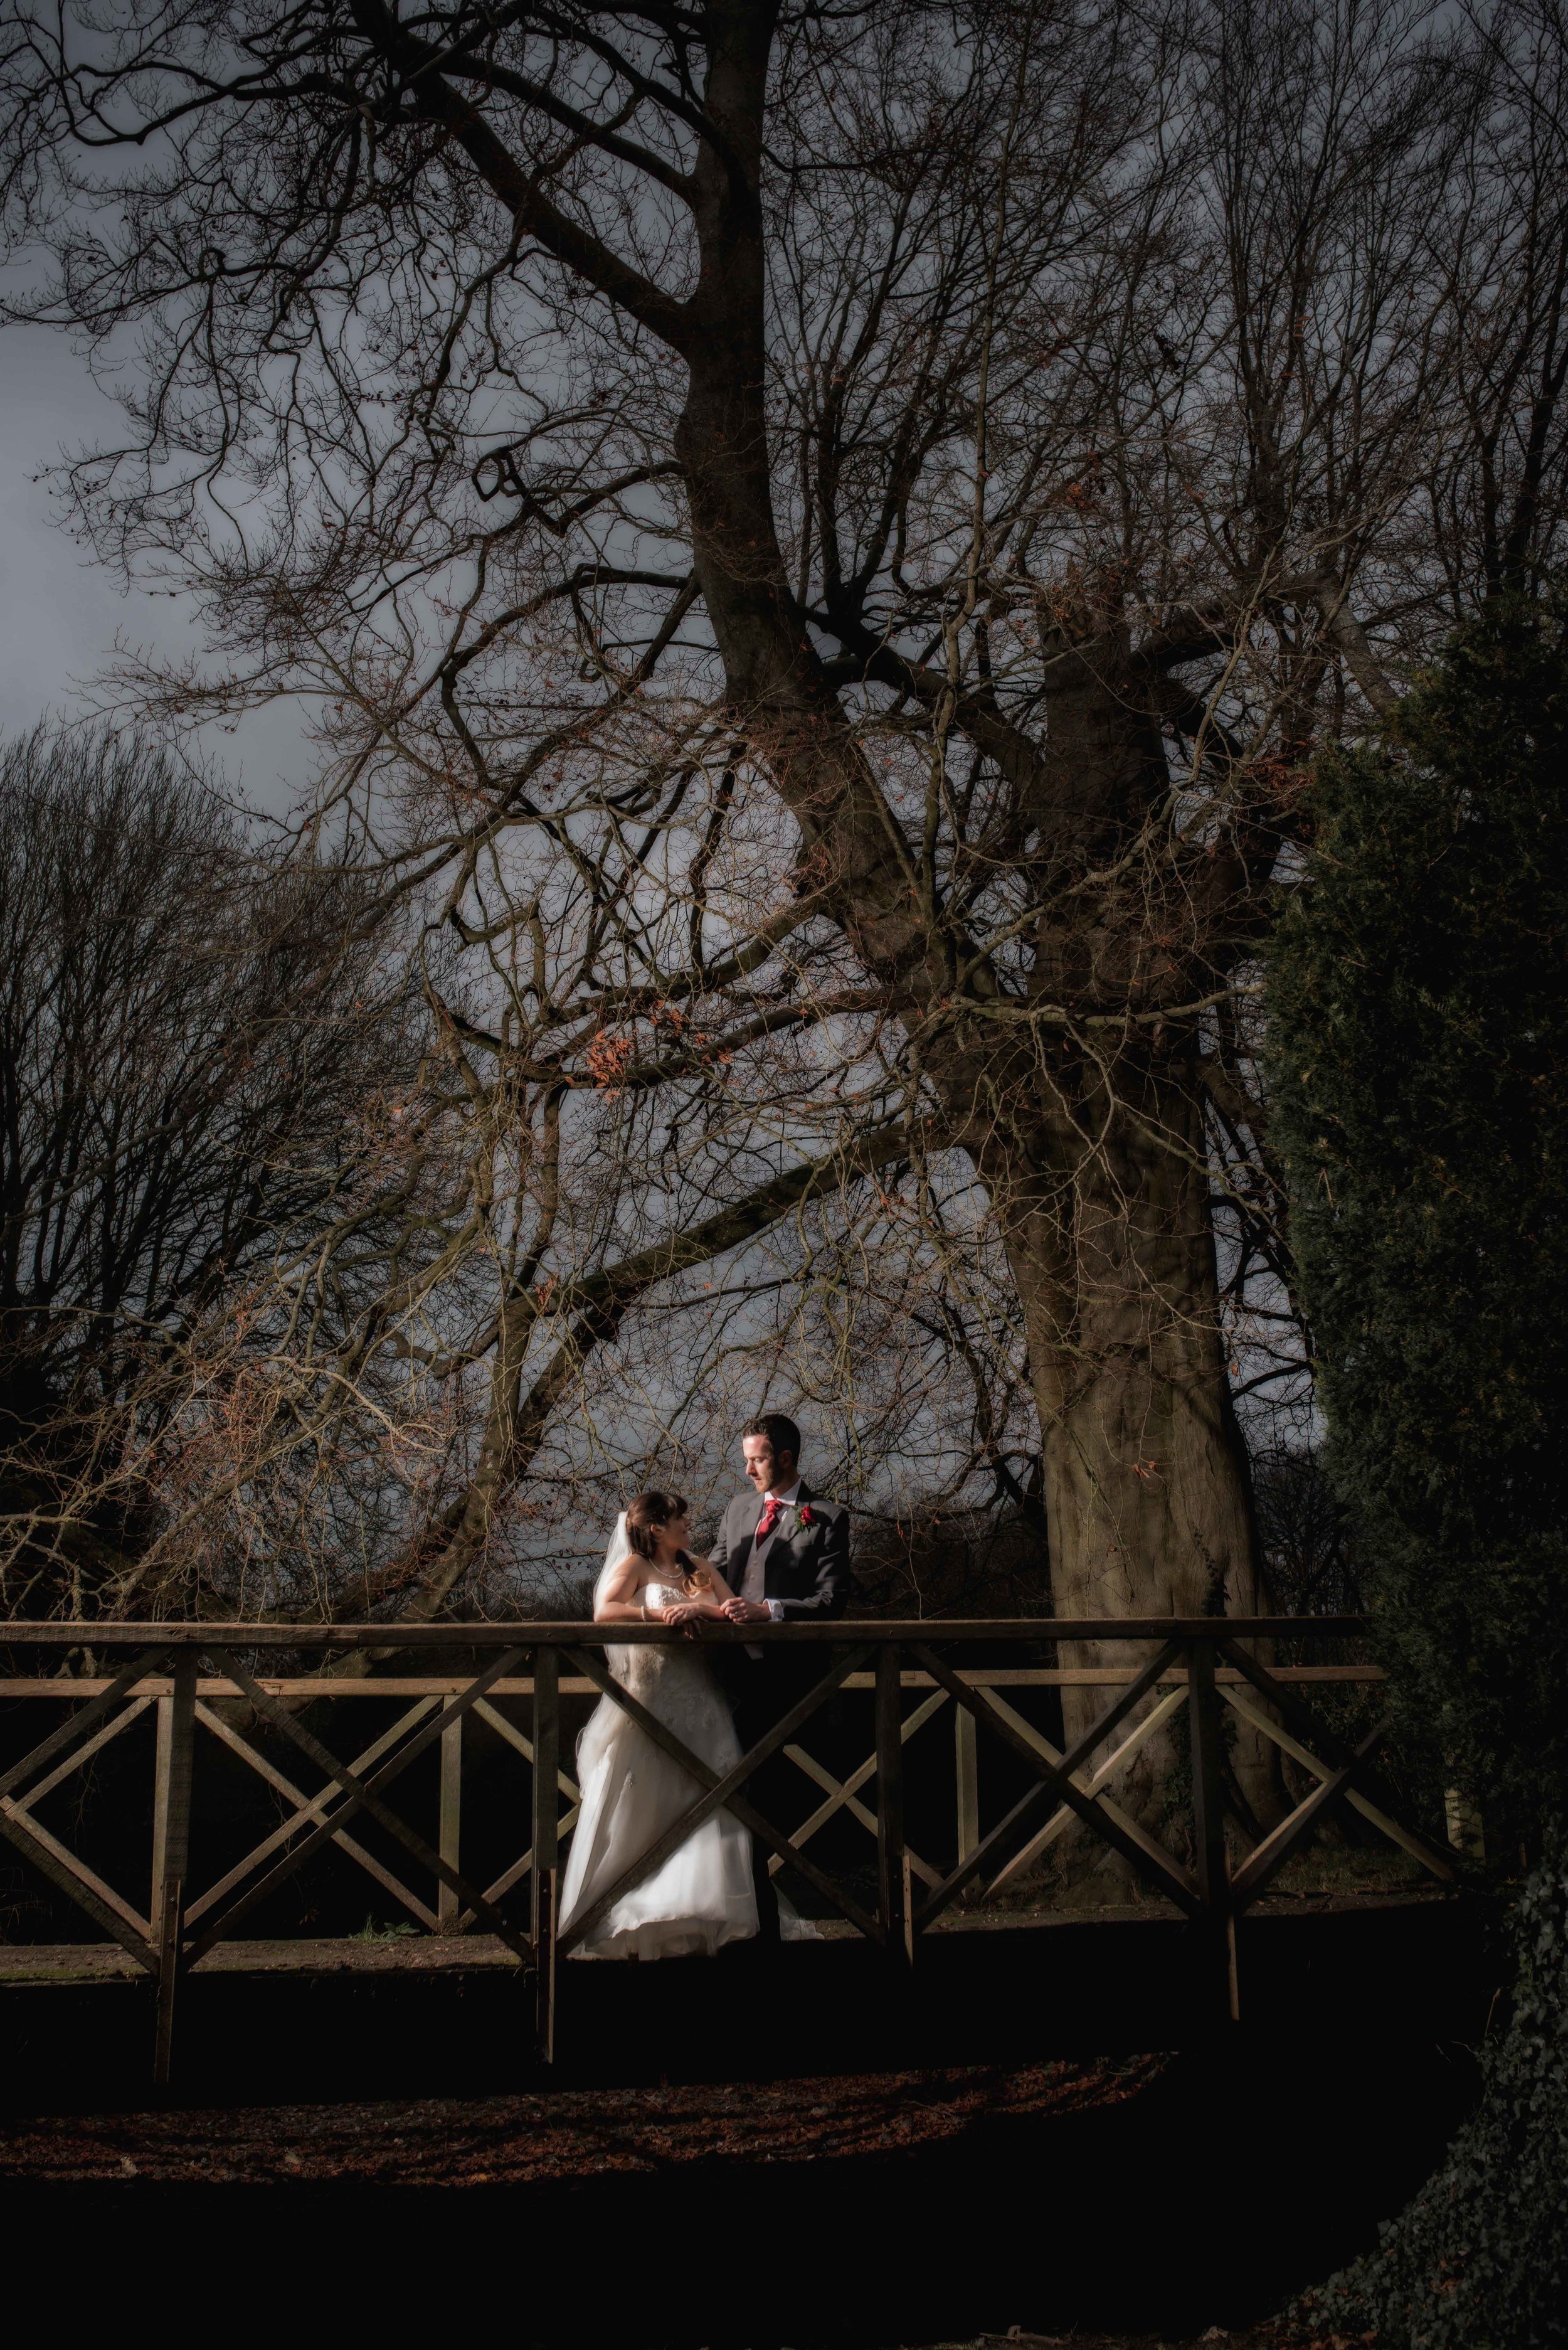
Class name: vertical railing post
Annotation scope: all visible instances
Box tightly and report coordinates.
[150,1689,173,1922]
[438,1707,463,1932]
[955,1699,979,1869]
[876,1643,912,1965]
[1187,1634,1239,2024]
[531,1645,559,2063]
[152,1649,198,2086]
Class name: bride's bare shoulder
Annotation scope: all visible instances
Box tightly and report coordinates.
[595,1553,647,1610]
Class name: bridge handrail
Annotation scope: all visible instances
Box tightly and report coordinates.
[0,1613,1370,1646]
[0,1614,1447,2086]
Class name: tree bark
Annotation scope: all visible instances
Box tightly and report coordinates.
[389,5,1275,1739]
[989,1042,1276,1881]
[663,11,1271,1879]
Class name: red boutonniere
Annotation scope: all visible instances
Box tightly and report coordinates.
[797,1504,815,1527]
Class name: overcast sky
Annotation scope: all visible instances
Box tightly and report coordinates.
[0,322,309,816]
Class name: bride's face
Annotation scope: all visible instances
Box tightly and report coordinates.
[654,1510,690,1562]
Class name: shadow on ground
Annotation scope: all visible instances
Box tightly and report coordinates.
[0,1900,1494,2344]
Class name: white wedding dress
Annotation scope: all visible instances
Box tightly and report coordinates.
[559,1548,758,1961]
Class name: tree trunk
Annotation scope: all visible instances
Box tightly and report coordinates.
[992,1039,1276,1891]
[669,5,1276,1895]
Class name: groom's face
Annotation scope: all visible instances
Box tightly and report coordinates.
[743,1435,795,1493]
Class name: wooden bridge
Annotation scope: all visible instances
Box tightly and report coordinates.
[0,1617,1460,2083]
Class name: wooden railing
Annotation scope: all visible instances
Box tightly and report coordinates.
[0,1618,1458,2079]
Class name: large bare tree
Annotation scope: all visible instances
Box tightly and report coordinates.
[3,1,1565,1806]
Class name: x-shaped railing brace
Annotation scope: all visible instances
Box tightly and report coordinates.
[774,1687,948,1890]
[558,1644,881,1954]
[0,1631,1459,1991]
[184,1647,536,1966]
[1213,1638,1456,1906]
[0,1646,169,1972]
[189,1694,447,1933]
[911,1642,1202,1929]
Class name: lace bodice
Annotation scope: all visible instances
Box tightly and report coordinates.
[643,1580,687,1610]
[605,1578,714,1707]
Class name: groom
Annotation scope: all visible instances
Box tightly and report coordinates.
[714,1413,852,1943]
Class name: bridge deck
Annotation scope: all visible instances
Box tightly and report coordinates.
[0,1883,1457,1984]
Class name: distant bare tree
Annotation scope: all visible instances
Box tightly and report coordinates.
[0,728,922,1630]
[0,725,410,1615]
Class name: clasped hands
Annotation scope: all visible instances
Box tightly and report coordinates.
[655,1596,771,1634]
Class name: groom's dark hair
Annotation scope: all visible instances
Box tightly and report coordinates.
[742,1412,801,1466]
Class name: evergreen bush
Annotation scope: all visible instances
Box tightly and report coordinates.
[1269,597,1568,1849]
[1291,1863,1568,2348]
[1268,595,1568,2344]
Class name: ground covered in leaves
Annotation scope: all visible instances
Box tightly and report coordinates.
[924,2335,1285,2348]
[0,2054,1162,2186]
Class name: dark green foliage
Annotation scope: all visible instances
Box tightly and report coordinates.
[1294,1860,1568,2348]
[1269,597,1568,1849]
[1270,598,1568,2345]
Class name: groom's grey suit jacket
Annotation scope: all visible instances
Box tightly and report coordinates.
[714,1482,853,1627]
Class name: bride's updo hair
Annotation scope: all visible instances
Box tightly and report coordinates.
[624,1489,689,1562]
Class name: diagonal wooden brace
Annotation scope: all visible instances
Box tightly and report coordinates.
[914,1642,1190,1924]
[775,1725,945,1889]
[0,1798,158,1970]
[1219,1681,1454,1880]
[1215,1636,1456,1881]
[186,1699,442,1930]
[455,1695,582,1933]
[450,1694,582,1933]
[19,1695,154,1809]
[0,1692,160,1960]
[0,1647,169,1801]
[987,1687,1190,1894]
[561,1644,880,1951]
[1230,1721,1391,1909]
[186,1648,532,1964]
[913,1641,1197,1927]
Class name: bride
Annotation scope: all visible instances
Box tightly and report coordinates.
[558,1489,758,1960]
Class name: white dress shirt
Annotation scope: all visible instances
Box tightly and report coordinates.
[739,1477,802,1624]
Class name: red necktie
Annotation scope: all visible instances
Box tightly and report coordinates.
[755,1496,783,1546]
